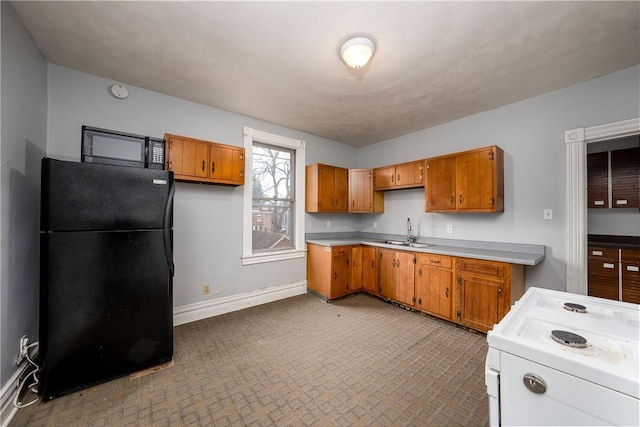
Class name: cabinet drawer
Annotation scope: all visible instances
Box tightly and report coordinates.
[621,248,640,264]
[587,246,619,261]
[424,255,452,269]
[622,262,640,304]
[588,274,619,301]
[457,258,506,279]
[588,257,619,277]
[332,246,351,257]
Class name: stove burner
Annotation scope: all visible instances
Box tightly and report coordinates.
[563,302,587,313]
[551,330,588,348]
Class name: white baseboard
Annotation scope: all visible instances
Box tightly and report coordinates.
[1,359,30,427]
[173,281,307,326]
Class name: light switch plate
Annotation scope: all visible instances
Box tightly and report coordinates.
[544,209,552,220]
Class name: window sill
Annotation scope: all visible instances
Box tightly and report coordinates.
[242,249,306,265]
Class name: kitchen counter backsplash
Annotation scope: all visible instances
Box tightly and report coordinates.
[305,232,545,266]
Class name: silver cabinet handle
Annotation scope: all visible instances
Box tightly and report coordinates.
[523,373,547,394]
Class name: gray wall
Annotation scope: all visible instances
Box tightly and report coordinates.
[46,65,358,308]
[1,2,47,385]
[356,65,640,291]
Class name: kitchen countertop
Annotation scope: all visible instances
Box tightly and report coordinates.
[588,234,640,249]
[306,233,545,266]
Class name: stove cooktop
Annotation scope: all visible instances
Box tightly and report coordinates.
[487,287,640,398]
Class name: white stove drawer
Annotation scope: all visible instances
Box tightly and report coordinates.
[499,352,639,426]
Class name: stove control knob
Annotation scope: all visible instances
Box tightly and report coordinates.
[523,373,547,394]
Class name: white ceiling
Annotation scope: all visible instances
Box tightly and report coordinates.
[11,1,640,147]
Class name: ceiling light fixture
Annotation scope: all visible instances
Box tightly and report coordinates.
[339,36,375,69]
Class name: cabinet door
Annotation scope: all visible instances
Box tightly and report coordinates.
[373,166,395,190]
[622,248,640,304]
[378,249,396,299]
[394,161,423,188]
[317,164,335,211]
[210,145,245,184]
[416,255,452,319]
[457,274,503,332]
[333,167,349,211]
[611,147,639,208]
[394,252,415,306]
[351,246,363,292]
[168,137,208,178]
[588,247,619,301]
[425,156,456,211]
[362,247,378,293]
[456,148,495,211]
[331,247,351,298]
[587,152,609,208]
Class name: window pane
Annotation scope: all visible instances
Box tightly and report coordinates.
[252,143,295,253]
[252,144,293,199]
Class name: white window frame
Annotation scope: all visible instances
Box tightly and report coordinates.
[242,126,306,265]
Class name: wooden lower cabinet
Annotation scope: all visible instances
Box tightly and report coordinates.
[307,244,526,333]
[589,246,640,304]
[307,244,355,300]
[361,246,378,294]
[378,249,415,306]
[456,258,524,333]
[415,254,454,320]
[622,248,640,304]
[588,246,620,300]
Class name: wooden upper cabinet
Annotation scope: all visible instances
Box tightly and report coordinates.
[425,145,504,213]
[306,164,349,212]
[165,133,245,186]
[373,161,423,191]
[348,169,384,213]
[587,151,609,208]
[425,156,456,211]
[611,147,639,209]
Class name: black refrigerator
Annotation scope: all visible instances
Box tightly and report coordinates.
[39,158,175,400]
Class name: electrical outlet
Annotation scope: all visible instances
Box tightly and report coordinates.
[203,285,211,295]
[544,209,552,220]
[16,336,28,365]
[373,222,377,228]
[446,224,454,234]
[326,220,331,228]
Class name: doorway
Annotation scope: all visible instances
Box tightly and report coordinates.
[564,117,640,295]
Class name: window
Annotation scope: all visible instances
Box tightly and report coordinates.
[242,127,305,265]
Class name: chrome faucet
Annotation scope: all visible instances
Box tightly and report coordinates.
[407,218,416,243]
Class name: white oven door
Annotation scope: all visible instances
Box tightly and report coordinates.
[499,352,639,426]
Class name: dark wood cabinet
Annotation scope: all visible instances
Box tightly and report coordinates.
[587,246,620,300]
[621,248,640,304]
[587,146,639,209]
[165,133,245,186]
[587,151,610,208]
[611,147,639,209]
[588,244,640,304]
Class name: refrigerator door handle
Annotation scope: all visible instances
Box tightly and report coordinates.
[163,180,176,277]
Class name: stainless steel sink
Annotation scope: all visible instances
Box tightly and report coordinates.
[383,240,431,248]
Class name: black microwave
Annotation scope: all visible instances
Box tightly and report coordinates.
[81,126,165,170]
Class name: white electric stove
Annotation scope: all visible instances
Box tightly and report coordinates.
[486,287,639,426]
